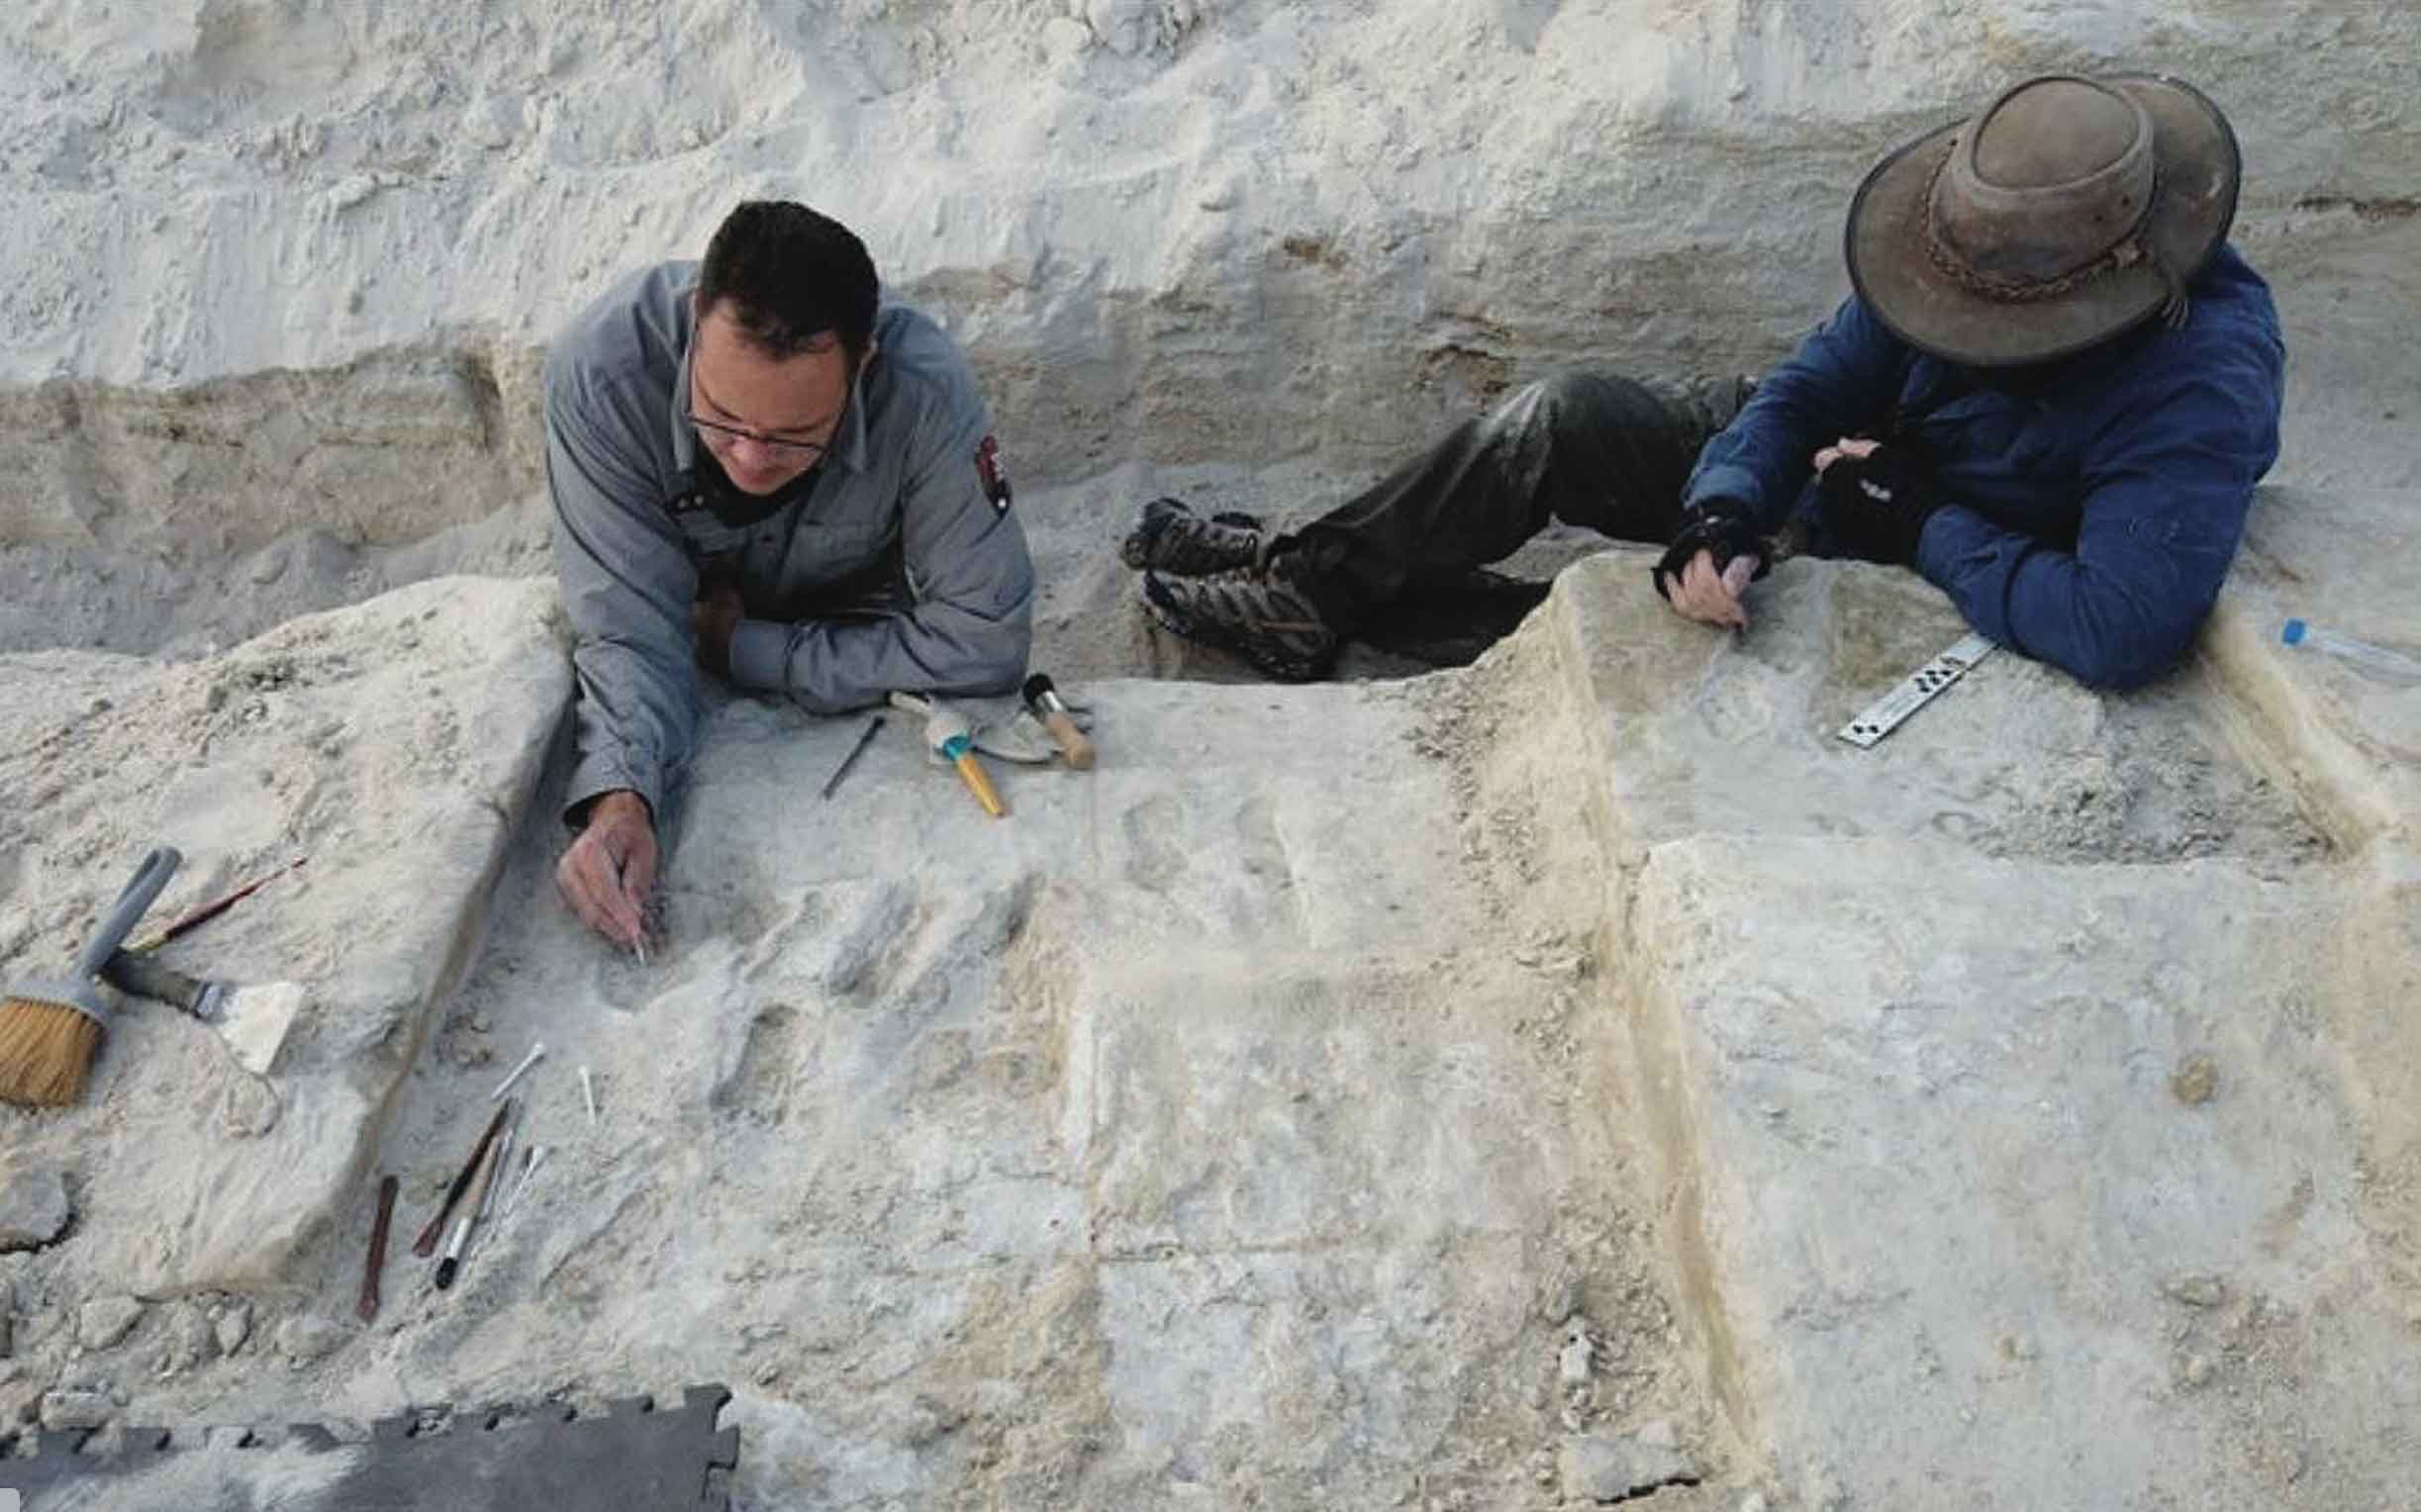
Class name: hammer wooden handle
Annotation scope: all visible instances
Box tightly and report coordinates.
[1039,709,1095,770]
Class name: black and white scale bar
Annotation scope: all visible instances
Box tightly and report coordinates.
[1836,632,1996,748]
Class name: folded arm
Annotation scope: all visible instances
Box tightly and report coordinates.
[725,407,1035,712]
[1912,377,2277,688]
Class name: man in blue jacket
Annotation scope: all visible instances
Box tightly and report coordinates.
[1128,73,2284,691]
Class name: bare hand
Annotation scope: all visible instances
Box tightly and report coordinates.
[556,790,656,955]
[691,581,743,678]
[1812,435,1882,474]
[1661,548,1758,630]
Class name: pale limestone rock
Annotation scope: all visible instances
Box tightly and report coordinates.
[76,1295,144,1351]
[0,1167,70,1252]
[216,1302,252,1357]
[275,1313,346,1366]
[39,1389,112,1431]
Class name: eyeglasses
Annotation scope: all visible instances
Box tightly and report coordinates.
[684,410,834,465]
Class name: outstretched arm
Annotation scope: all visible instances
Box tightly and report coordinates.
[1685,296,1913,530]
[546,355,703,825]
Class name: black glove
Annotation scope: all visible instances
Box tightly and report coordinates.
[1652,498,1771,602]
[1816,447,1941,565]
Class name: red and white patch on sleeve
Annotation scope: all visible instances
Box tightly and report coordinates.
[975,434,1013,515]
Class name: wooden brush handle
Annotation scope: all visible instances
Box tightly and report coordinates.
[1040,709,1096,770]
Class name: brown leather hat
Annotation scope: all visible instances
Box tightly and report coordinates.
[1844,73,2242,367]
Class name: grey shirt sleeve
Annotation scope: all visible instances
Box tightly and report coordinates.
[545,350,703,825]
[724,388,1035,712]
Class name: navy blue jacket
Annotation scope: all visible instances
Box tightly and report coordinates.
[1685,245,2284,688]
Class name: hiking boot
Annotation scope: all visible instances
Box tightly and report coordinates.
[1119,497,1268,577]
[1141,557,1340,681]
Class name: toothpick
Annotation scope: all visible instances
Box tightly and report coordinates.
[502,1145,550,1217]
[580,1066,599,1126]
[492,1041,546,1101]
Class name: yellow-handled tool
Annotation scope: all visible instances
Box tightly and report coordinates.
[939,724,1005,818]
[890,693,1006,818]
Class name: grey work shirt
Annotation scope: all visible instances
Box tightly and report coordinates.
[545,260,1035,822]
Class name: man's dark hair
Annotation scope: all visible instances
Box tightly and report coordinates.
[697,201,879,366]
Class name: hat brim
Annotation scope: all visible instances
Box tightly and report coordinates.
[1844,74,2241,368]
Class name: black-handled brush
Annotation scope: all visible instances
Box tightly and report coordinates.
[0,846,182,1107]
[1021,673,1096,770]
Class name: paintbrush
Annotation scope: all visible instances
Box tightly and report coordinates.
[435,1102,511,1290]
[127,854,306,953]
[1021,673,1096,769]
[413,1101,513,1258]
[0,847,183,1108]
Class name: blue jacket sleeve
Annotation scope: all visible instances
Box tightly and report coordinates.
[1911,370,2282,689]
[1685,296,1913,529]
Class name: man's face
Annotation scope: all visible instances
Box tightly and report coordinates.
[688,303,854,496]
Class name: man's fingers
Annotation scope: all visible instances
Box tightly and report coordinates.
[1670,551,1747,629]
[1658,548,1754,630]
[560,831,645,950]
[1695,556,1748,629]
[1677,554,1717,618]
[605,813,660,948]
[555,847,624,944]
[615,835,658,951]
[586,848,645,948]
[619,842,657,913]
[597,844,646,948]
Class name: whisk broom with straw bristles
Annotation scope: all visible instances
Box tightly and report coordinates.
[0,846,182,1108]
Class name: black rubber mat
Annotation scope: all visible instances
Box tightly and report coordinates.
[0,1382,738,1510]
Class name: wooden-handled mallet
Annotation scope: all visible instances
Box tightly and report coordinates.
[1021,674,1095,771]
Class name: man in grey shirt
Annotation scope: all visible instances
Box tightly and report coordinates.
[547,201,1034,951]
